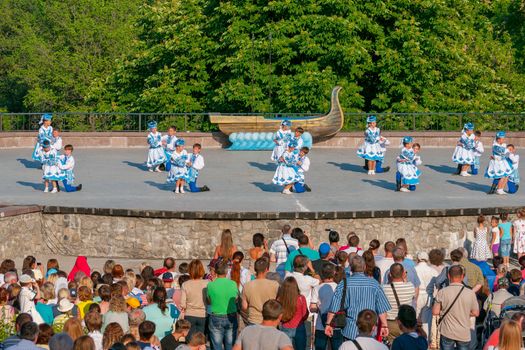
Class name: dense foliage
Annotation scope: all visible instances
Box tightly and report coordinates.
[1,0,525,117]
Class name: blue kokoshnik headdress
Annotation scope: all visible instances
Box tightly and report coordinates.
[147,120,158,130]
[287,139,298,148]
[175,139,185,146]
[402,136,413,144]
[367,115,377,123]
[281,119,292,127]
[39,113,53,125]
[42,139,51,148]
[496,131,506,139]
[463,122,474,131]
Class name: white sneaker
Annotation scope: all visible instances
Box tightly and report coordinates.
[400,187,410,192]
[148,168,154,172]
[282,189,292,195]
[367,170,373,175]
[496,189,507,195]
[175,188,180,194]
[51,188,58,193]
[371,170,376,175]
[180,187,185,194]
[460,172,471,177]
[44,187,49,193]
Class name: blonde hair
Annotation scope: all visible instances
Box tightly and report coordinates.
[41,282,56,301]
[47,273,58,285]
[78,276,94,290]
[499,319,523,350]
[123,275,135,293]
[57,288,70,301]
[219,229,234,259]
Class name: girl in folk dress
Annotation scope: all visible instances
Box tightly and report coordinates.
[486,131,514,195]
[272,140,301,195]
[452,122,476,176]
[396,137,422,193]
[32,114,54,161]
[357,115,385,175]
[34,139,65,193]
[146,121,167,172]
[513,209,525,259]
[471,215,491,261]
[167,139,189,194]
[271,120,293,162]
[491,216,501,258]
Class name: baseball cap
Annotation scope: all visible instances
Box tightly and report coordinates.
[162,272,174,283]
[126,297,141,309]
[318,243,331,257]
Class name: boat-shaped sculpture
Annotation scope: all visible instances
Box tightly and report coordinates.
[209,86,343,141]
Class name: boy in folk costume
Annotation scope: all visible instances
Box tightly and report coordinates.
[272,139,301,194]
[51,129,63,153]
[357,115,385,175]
[486,131,514,195]
[187,143,210,193]
[470,130,484,175]
[34,139,65,193]
[293,146,311,193]
[396,137,422,192]
[271,119,292,162]
[499,144,520,194]
[167,139,189,194]
[32,113,53,162]
[146,121,166,172]
[57,144,82,192]
[290,127,304,151]
[452,122,476,176]
[161,126,178,172]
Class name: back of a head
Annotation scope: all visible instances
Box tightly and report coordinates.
[384,241,395,255]
[20,321,39,342]
[189,332,206,347]
[328,231,339,243]
[74,335,96,350]
[50,333,74,350]
[254,258,269,275]
[499,319,523,350]
[397,305,417,329]
[128,308,146,327]
[321,263,335,281]
[350,255,365,273]
[16,313,33,330]
[349,235,360,247]
[510,269,522,283]
[389,263,404,280]
[392,247,405,262]
[262,299,283,321]
[298,234,309,246]
[215,261,229,276]
[292,227,304,240]
[174,319,191,333]
[450,249,463,262]
[282,224,291,235]
[448,265,464,281]
[429,249,444,266]
[163,257,175,270]
[138,321,156,341]
[356,309,377,335]
[293,255,308,272]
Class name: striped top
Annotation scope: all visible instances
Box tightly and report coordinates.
[382,282,416,320]
[329,273,391,340]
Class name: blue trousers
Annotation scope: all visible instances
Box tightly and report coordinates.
[165,161,171,172]
[396,171,416,191]
[62,180,77,192]
[294,182,306,193]
[366,160,387,173]
[209,314,237,350]
[492,179,519,193]
[189,181,200,192]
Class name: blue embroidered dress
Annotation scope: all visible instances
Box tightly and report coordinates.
[146,132,167,168]
[167,150,189,183]
[57,155,76,185]
[452,131,476,165]
[271,129,292,162]
[35,148,65,181]
[397,147,421,185]
[357,127,384,161]
[32,126,53,161]
[485,142,513,179]
[272,150,301,186]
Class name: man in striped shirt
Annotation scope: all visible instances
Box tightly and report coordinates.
[269,224,299,277]
[325,255,391,340]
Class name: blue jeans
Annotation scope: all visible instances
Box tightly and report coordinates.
[209,314,238,350]
[62,180,77,192]
[314,329,343,350]
[500,239,512,257]
[189,181,201,192]
[440,335,471,350]
[294,182,306,193]
[280,324,306,350]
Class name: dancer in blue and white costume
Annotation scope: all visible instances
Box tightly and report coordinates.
[396,137,422,193]
[506,144,520,194]
[486,131,514,195]
[32,114,54,161]
[146,121,166,172]
[471,130,484,175]
[161,126,178,172]
[167,139,189,194]
[51,129,63,153]
[272,140,301,194]
[357,115,384,175]
[293,146,311,193]
[290,127,304,151]
[271,120,292,162]
[187,143,210,193]
[57,144,82,192]
[34,139,65,193]
[452,122,476,176]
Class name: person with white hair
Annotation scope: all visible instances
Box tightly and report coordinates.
[414,252,438,338]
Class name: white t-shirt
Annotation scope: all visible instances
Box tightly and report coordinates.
[492,227,500,245]
[285,271,319,306]
[376,257,394,276]
[311,282,337,331]
[340,336,388,350]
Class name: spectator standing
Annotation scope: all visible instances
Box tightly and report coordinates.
[382,248,420,303]
[48,333,74,350]
[73,336,96,350]
[339,310,388,350]
[53,299,75,333]
[513,209,525,259]
[233,300,293,350]
[432,265,479,350]
[18,274,44,325]
[376,241,395,276]
[1,313,33,349]
[102,295,129,333]
[207,261,239,350]
[339,234,361,255]
[499,213,513,268]
[369,239,383,262]
[85,311,103,350]
[63,318,83,342]
[128,309,146,341]
[270,225,299,277]
[484,278,513,317]
[36,323,54,349]
[278,277,308,350]
[102,322,124,350]
[428,249,447,274]
[413,251,438,338]
[213,229,238,260]
[325,255,391,341]
[143,287,177,339]
[7,322,41,350]
[248,233,268,273]
[285,256,319,307]
[391,305,428,350]
[229,252,252,292]
[35,283,55,326]
[471,215,492,261]
[328,231,340,256]
[458,247,484,292]
[312,243,334,277]
[160,319,191,350]
[363,250,381,283]
[284,235,320,272]
[241,258,279,325]
[180,260,209,339]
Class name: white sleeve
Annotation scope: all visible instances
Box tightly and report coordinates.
[52,137,62,151]
[311,286,319,305]
[301,157,310,172]
[193,155,205,170]
[161,135,168,142]
[414,155,422,166]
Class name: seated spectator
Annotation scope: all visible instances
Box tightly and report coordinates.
[161,319,191,350]
[391,305,427,350]
[8,321,40,350]
[339,309,387,350]
[507,269,522,296]
[484,277,513,318]
[233,300,293,350]
[85,311,104,350]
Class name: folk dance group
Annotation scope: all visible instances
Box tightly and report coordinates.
[31,114,82,193]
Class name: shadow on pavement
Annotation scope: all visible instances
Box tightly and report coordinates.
[123,161,148,171]
[248,162,276,172]
[17,158,41,169]
[251,182,282,192]
[144,180,171,191]
[425,164,457,174]
[17,181,43,190]
[362,179,396,191]
[327,161,365,173]
[447,180,491,193]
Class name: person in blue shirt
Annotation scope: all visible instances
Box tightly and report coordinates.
[391,305,428,350]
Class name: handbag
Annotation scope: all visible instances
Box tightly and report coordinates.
[330,276,347,328]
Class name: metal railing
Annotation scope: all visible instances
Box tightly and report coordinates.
[0,112,524,132]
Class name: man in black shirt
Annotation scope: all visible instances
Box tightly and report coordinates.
[161,319,191,350]
[312,243,335,276]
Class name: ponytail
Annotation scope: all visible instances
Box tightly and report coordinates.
[230,251,244,287]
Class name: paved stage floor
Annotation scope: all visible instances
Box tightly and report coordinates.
[1,148,523,212]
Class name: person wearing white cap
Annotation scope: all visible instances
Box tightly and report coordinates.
[414,251,438,338]
[53,298,75,332]
[19,274,44,325]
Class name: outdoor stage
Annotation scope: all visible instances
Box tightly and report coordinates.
[1,148,523,213]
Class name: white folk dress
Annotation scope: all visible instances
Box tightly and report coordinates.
[161,134,178,161]
[272,150,301,186]
[146,132,167,168]
[357,127,383,161]
[397,148,421,185]
[271,129,292,162]
[452,131,476,165]
[35,148,65,181]
[57,155,75,185]
[485,142,513,179]
[471,226,491,261]
[187,153,205,183]
[513,219,525,254]
[32,125,53,160]
[167,150,189,183]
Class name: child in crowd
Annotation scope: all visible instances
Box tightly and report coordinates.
[167,139,189,194]
[272,140,301,195]
[291,127,304,151]
[396,137,421,193]
[57,144,82,192]
[35,139,64,193]
[357,115,384,175]
[470,215,491,262]
[146,121,166,172]
[499,213,513,268]
[471,130,484,175]
[514,209,525,259]
[293,146,311,193]
[519,256,525,281]
[51,129,63,153]
[507,144,520,194]
[486,131,513,195]
[161,126,178,172]
[187,143,209,193]
[507,269,522,296]
[452,122,476,176]
[491,216,501,258]
[32,114,53,162]
[271,120,292,162]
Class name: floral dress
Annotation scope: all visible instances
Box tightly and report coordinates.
[513,219,525,254]
[471,226,491,261]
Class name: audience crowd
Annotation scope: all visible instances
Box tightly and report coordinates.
[0,211,525,350]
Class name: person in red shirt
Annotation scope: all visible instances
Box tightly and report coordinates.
[278,277,309,350]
